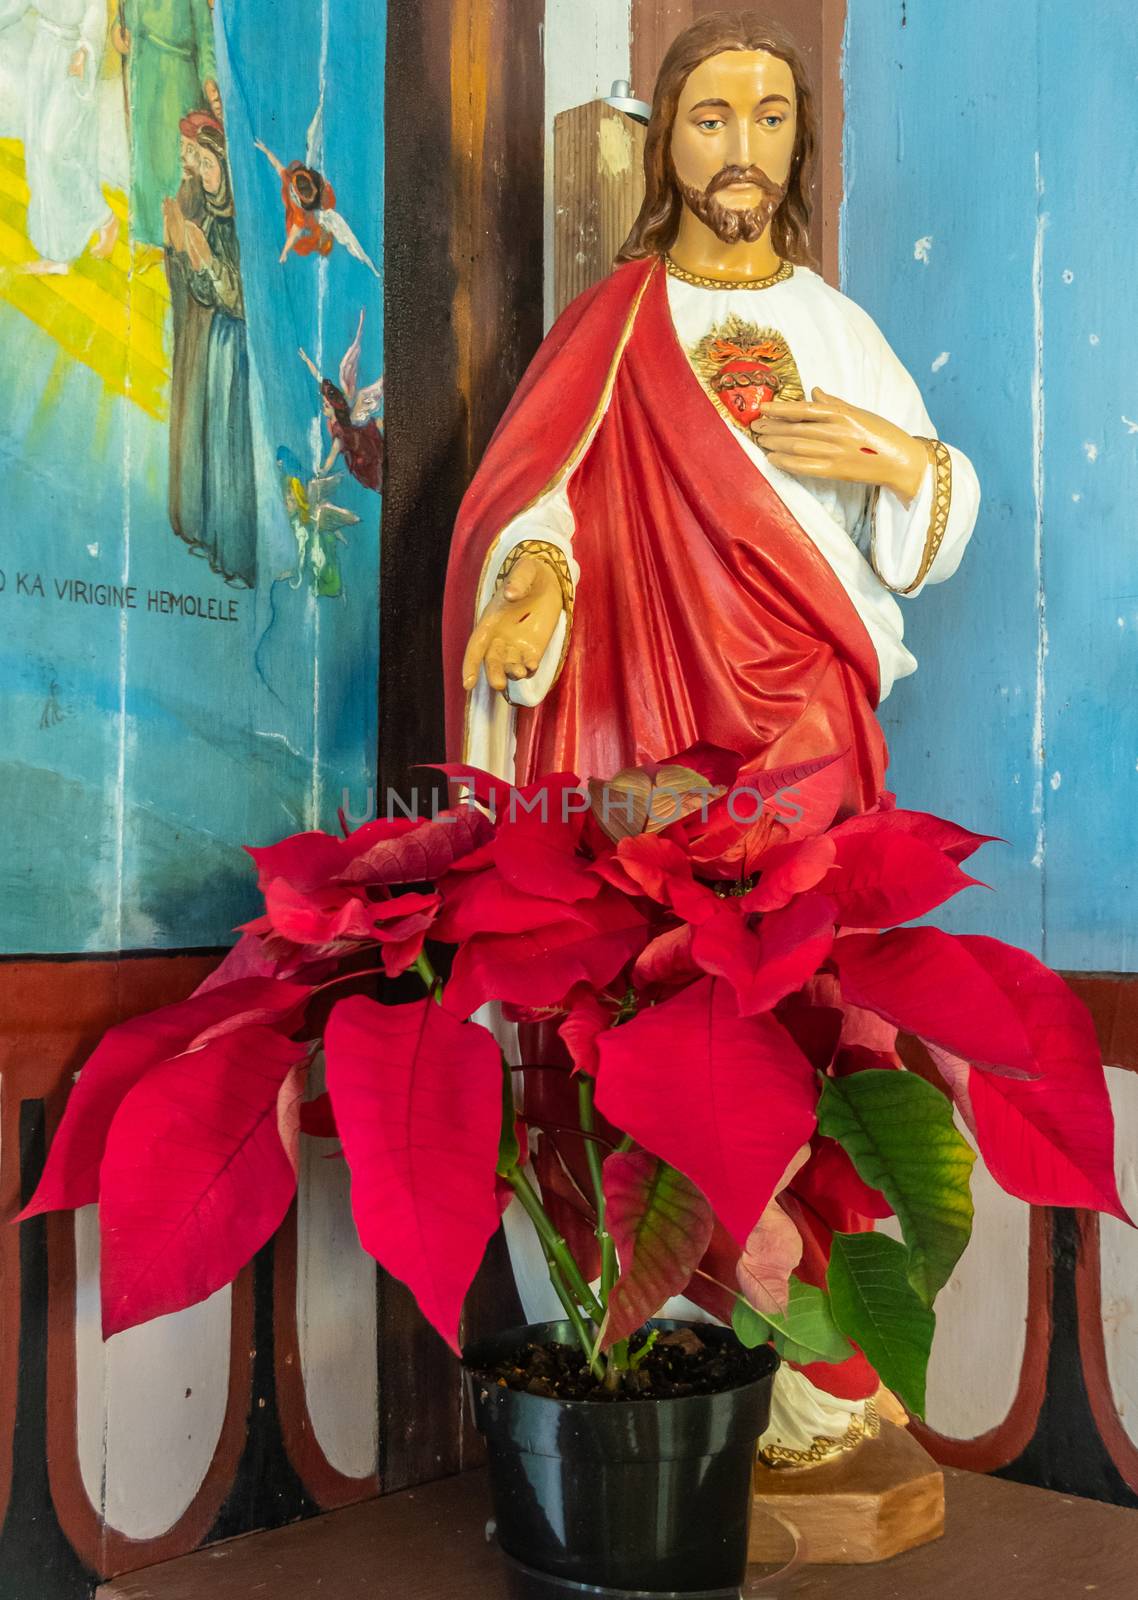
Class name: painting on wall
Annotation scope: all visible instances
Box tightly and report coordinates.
[0,0,385,954]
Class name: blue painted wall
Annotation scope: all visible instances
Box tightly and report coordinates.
[842,0,1138,971]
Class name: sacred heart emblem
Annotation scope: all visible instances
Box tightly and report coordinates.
[688,316,804,436]
[711,354,781,428]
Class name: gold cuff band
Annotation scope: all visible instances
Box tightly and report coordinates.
[497,539,575,685]
[870,436,953,596]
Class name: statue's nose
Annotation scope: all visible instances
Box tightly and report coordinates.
[728,117,758,169]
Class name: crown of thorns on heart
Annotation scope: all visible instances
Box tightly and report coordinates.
[708,338,782,392]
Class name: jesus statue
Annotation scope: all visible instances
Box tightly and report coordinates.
[443,12,980,1464]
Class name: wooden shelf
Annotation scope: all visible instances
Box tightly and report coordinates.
[98,1464,1138,1598]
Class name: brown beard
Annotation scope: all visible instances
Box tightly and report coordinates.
[678,164,789,245]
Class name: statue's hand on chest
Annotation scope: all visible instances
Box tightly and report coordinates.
[753,388,928,504]
[462,554,565,694]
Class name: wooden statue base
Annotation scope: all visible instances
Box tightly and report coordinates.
[749,1421,945,1565]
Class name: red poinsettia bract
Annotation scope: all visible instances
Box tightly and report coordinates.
[19,751,1125,1409]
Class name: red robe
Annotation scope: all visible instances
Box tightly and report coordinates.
[444,255,889,812]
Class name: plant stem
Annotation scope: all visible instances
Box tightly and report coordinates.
[309,964,388,998]
[413,950,443,1002]
[540,1240,604,1377]
[578,1078,618,1302]
[524,1118,617,1151]
[507,1167,605,1325]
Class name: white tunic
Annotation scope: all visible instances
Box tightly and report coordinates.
[466,263,980,779]
[3,0,112,263]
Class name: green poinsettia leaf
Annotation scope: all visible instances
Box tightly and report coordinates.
[732,1296,771,1350]
[827,1232,935,1417]
[817,1069,975,1306]
[732,1277,852,1365]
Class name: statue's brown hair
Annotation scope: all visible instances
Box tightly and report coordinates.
[616,11,816,267]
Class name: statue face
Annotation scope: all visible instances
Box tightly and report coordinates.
[670,50,797,242]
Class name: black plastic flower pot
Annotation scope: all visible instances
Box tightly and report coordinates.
[464,1320,779,1600]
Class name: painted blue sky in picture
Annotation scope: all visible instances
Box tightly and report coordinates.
[0,0,386,954]
[842,0,1138,971]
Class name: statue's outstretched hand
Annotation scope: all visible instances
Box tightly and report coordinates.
[462,554,564,693]
[752,387,928,504]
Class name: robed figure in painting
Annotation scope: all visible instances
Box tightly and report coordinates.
[115,0,221,249]
[163,113,256,587]
[444,14,980,1461]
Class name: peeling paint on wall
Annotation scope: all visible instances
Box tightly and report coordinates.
[597,112,634,177]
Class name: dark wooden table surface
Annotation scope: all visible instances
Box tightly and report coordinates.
[98,1465,1138,1599]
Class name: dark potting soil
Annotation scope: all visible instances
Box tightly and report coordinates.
[471,1327,770,1403]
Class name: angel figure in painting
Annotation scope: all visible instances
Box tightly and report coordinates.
[298,309,384,492]
[275,446,359,599]
[254,91,380,277]
[444,14,981,1472]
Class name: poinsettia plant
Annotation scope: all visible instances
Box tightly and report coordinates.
[20,746,1127,1414]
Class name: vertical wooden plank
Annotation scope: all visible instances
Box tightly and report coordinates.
[817,0,847,287]
[553,102,646,319]
[543,0,632,327]
[843,0,1044,956]
[380,0,543,1490]
[380,2,468,1409]
[842,0,1138,1508]
[630,0,695,99]
[454,0,547,469]
[382,0,545,801]
[1036,0,1138,972]
[381,0,464,812]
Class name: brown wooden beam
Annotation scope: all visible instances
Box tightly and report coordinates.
[378,0,540,1491]
[381,0,545,804]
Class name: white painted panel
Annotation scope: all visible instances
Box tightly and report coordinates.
[297,1137,379,1479]
[75,1209,232,1540]
[74,1207,106,1520]
[879,1113,1030,1439]
[923,1150,1030,1438]
[543,0,632,328]
[1099,1069,1138,1444]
